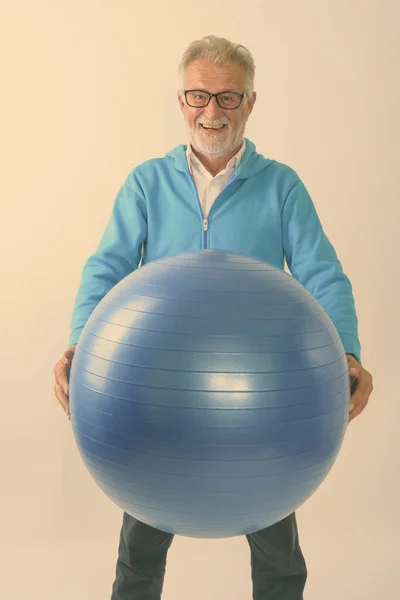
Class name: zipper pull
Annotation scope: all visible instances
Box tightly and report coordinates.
[203,218,208,231]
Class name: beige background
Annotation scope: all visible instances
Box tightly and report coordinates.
[1,0,399,598]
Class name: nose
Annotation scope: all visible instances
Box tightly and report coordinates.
[203,95,224,118]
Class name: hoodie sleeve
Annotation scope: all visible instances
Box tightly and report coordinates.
[68,178,147,347]
[281,178,361,364]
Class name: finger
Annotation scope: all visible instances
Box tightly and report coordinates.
[54,361,70,396]
[348,400,367,423]
[350,374,372,404]
[61,354,74,369]
[348,381,370,420]
[64,345,77,359]
[350,375,359,396]
[60,344,76,369]
[61,349,76,389]
[349,392,366,415]
[349,366,361,378]
[55,381,70,414]
[346,355,361,373]
[348,402,362,424]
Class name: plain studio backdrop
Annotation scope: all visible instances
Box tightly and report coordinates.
[1,1,399,599]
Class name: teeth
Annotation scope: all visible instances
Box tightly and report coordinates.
[202,125,225,129]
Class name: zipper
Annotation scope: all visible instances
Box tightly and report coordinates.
[203,218,208,248]
[188,172,238,249]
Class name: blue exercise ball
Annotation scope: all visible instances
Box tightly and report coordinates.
[69,249,350,539]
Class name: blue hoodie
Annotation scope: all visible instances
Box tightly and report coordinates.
[69,137,361,363]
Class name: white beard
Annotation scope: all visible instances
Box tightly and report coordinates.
[185,119,247,158]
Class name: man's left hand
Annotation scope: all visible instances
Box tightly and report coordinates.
[346,354,374,424]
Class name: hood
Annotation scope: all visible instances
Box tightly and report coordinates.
[165,137,275,180]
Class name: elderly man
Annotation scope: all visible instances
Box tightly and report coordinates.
[54,35,373,600]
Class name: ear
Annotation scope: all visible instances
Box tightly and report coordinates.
[247,91,256,117]
[177,91,185,112]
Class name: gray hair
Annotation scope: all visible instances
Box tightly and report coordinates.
[177,35,256,100]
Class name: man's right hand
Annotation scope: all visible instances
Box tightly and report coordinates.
[54,344,77,421]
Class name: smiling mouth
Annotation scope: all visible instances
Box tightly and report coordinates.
[200,124,227,130]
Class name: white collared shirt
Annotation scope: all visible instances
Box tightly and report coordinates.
[185,139,246,217]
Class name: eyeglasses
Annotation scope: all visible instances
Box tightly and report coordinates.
[184,89,247,110]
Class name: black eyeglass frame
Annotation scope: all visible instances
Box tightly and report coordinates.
[184,89,248,110]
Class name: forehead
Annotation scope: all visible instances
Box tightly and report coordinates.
[184,59,246,91]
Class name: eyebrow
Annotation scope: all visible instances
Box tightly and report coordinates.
[195,88,238,93]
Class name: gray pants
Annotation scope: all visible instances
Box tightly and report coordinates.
[110,512,307,600]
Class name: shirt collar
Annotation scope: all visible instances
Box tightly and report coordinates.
[186,138,246,176]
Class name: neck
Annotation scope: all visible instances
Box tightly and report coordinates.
[190,141,243,176]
